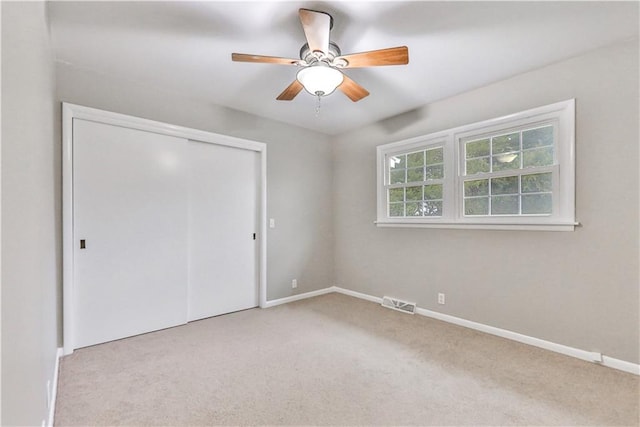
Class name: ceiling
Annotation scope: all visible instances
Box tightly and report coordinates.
[48,1,639,136]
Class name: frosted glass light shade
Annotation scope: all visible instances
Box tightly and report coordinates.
[296,64,344,97]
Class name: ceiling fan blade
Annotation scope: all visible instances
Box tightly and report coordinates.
[232,53,300,66]
[338,74,370,102]
[299,8,331,55]
[276,80,304,101]
[335,46,409,68]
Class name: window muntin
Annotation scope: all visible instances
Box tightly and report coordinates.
[376,99,575,230]
[462,124,556,218]
[463,172,553,216]
[386,146,444,218]
[464,125,555,175]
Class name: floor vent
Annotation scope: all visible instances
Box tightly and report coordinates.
[381,296,416,315]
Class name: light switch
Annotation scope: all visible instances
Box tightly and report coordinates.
[269,218,275,228]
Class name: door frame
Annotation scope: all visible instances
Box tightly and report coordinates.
[62,102,268,355]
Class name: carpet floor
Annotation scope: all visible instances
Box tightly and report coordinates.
[55,293,639,426]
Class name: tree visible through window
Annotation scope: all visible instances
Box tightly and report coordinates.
[376,100,576,230]
[388,146,444,217]
[462,125,555,216]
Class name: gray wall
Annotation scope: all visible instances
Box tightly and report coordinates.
[1,2,60,425]
[54,61,334,302]
[333,39,639,364]
[1,5,637,422]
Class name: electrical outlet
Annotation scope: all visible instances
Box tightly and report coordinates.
[438,293,445,305]
[269,218,276,228]
[291,279,297,289]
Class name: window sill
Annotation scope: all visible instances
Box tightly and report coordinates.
[374,220,579,231]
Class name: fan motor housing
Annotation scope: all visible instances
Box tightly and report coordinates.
[300,42,342,64]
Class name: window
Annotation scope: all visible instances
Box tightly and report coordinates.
[376,100,576,231]
[388,146,445,218]
[462,125,555,217]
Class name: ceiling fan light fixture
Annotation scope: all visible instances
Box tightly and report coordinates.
[232,9,408,103]
[296,64,344,97]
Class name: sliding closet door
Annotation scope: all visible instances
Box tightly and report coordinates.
[73,119,189,348]
[187,140,260,321]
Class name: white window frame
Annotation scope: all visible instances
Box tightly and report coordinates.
[376,99,576,231]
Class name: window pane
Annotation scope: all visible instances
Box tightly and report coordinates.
[389,154,406,169]
[390,169,406,184]
[466,157,490,174]
[426,147,444,165]
[424,201,442,216]
[424,184,442,200]
[464,179,488,197]
[523,147,554,167]
[491,176,518,195]
[492,132,520,154]
[521,172,552,193]
[378,100,573,225]
[425,165,444,179]
[389,203,404,217]
[491,195,519,214]
[389,188,404,202]
[407,167,424,182]
[523,126,553,149]
[465,197,489,215]
[522,193,552,214]
[406,202,422,216]
[466,139,490,158]
[407,151,424,167]
[405,185,422,201]
[492,153,521,171]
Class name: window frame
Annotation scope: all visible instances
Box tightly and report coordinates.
[376,99,576,231]
[384,138,450,220]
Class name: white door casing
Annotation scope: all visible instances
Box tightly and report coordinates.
[63,103,267,354]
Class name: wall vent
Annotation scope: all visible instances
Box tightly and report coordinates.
[381,296,416,314]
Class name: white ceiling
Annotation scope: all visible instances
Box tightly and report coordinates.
[48,1,639,136]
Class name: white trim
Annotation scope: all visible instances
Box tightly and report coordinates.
[62,103,264,152]
[602,356,640,375]
[262,287,335,308]
[374,221,578,231]
[259,149,268,308]
[47,347,63,427]
[200,285,640,375]
[62,103,267,354]
[331,287,639,376]
[333,286,383,303]
[62,104,74,355]
[376,99,576,230]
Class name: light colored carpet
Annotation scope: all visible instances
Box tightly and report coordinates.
[55,293,639,426]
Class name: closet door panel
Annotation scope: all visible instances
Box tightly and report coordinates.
[187,141,259,321]
[73,119,189,348]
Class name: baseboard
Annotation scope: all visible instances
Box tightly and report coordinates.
[260,286,639,375]
[602,355,640,375]
[48,347,63,427]
[332,286,639,376]
[332,286,383,304]
[262,287,335,308]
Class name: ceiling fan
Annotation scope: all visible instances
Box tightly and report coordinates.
[231,8,409,102]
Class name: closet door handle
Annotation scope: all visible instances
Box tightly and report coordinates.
[80,239,86,249]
